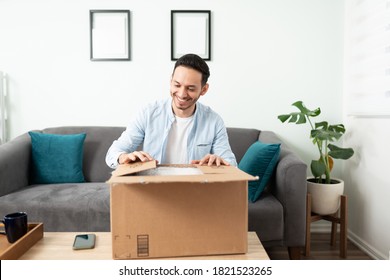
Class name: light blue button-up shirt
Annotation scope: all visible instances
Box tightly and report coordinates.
[105,98,237,168]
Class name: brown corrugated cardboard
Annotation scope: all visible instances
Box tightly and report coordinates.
[108,161,257,259]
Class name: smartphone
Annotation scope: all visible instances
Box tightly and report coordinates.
[72,234,96,250]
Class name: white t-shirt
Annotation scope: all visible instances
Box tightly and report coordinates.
[164,115,194,164]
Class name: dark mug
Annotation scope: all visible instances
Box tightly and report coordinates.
[1,212,28,243]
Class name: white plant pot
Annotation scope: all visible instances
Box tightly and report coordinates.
[307,178,344,215]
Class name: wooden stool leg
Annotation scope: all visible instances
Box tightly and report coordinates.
[331,213,337,246]
[340,195,347,258]
[288,247,301,260]
[304,193,348,258]
[305,193,311,256]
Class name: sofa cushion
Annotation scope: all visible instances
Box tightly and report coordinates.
[248,192,283,241]
[0,183,110,232]
[29,132,86,184]
[238,141,281,202]
[42,126,125,182]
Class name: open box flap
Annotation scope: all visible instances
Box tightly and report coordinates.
[108,161,258,184]
[111,160,157,177]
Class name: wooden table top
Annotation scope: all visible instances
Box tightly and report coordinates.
[19,231,269,260]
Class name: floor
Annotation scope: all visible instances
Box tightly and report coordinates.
[265,232,373,260]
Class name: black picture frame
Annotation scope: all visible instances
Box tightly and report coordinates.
[171,10,211,61]
[90,10,131,61]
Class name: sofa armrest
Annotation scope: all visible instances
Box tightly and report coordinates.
[0,133,31,197]
[259,131,307,247]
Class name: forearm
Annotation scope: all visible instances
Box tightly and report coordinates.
[105,146,124,169]
[105,126,145,169]
[105,134,137,169]
[213,125,237,166]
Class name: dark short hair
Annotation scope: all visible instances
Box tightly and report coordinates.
[173,54,210,86]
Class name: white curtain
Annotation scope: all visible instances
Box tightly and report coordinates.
[345,0,390,115]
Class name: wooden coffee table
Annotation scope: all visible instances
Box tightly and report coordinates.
[19,231,269,260]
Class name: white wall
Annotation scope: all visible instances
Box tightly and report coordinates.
[9,0,390,258]
[0,0,344,163]
[343,117,390,260]
[342,0,390,260]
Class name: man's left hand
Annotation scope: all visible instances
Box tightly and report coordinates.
[191,154,231,167]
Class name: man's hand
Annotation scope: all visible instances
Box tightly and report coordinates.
[118,151,154,164]
[191,154,231,167]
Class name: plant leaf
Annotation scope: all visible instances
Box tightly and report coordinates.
[308,107,321,117]
[311,159,326,178]
[297,113,306,124]
[289,113,298,123]
[328,144,354,159]
[315,130,341,141]
[278,112,308,124]
[328,124,346,134]
[292,101,306,112]
[315,121,328,130]
[277,114,291,123]
[313,123,345,142]
[278,101,319,125]
[292,101,320,117]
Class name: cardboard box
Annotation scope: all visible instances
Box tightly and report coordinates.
[107,160,256,259]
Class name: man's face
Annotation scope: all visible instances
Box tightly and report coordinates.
[170,66,209,118]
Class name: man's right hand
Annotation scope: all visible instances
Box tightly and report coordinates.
[118,151,154,164]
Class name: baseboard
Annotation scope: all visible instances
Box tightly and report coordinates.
[311,223,386,260]
[347,231,387,260]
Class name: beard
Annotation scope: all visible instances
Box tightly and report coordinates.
[171,92,199,116]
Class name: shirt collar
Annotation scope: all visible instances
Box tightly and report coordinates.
[166,98,200,121]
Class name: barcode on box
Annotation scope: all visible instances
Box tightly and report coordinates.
[137,235,149,257]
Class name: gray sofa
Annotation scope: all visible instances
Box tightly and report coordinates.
[0,126,307,259]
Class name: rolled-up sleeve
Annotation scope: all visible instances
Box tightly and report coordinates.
[105,114,145,169]
[212,119,237,167]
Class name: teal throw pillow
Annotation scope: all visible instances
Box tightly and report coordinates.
[238,141,281,202]
[29,131,86,184]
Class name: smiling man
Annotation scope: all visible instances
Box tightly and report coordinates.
[105,54,237,168]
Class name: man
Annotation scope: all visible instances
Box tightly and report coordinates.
[105,54,236,168]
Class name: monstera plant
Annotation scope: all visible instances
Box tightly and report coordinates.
[278,101,354,184]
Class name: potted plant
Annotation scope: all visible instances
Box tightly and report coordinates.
[278,101,354,215]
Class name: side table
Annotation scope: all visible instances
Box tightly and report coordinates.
[305,193,347,258]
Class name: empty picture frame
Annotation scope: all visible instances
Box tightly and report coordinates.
[171,10,211,61]
[90,10,130,61]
